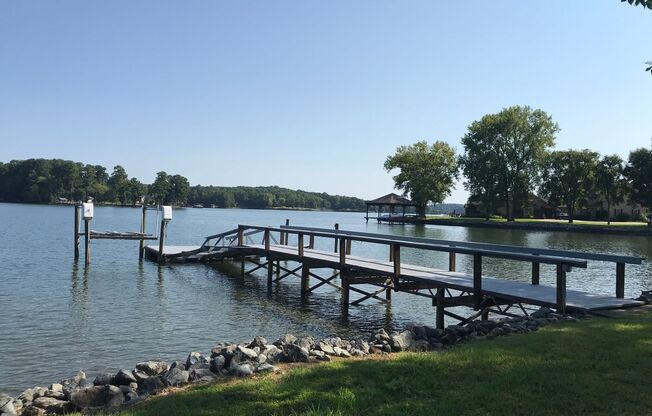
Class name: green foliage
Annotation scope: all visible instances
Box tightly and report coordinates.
[460,106,559,221]
[540,149,600,223]
[624,147,652,209]
[384,140,459,216]
[621,0,652,10]
[119,313,652,416]
[596,154,626,224]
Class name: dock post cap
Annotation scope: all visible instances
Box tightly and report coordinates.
[82,202,94,219]
[162,206,173,221]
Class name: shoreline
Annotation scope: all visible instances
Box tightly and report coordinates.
[0,308,574,415]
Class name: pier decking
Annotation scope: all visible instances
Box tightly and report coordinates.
[144,224,644,328]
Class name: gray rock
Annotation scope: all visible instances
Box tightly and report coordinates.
[18,388,35,403]
[294,336,314,350]
[125,392,141,403]
[136,361,169,376]
[374,328,391,343]
[247,336,268,349]
[105,385,125,408]
[49,383,63,393]
[119,385,136,395]
[211,355,226,373]
[93,373,114,386]
[411,325,427,340]
[284,344,310,362]
[32,396,73,413]
[309,349,325,359]
[70,386,105,408]
[274,334,297,347]
[169,360,186,371]
[389,330,413,352]
[133,369,149,382]
[264,345,283,363]
[20,405,45,416]
[137,376,165,396]
[318,342,336,355]
[237,346,259,361]
[410,339,430,352]
[43,390,66,400]
[351,349,366,357]
[0,395,16,416]
[190,367,219,383]
[163,367,189,386]
[333,346,351,358]
[186,352,208,369]
[230,362,254,377]
[256,363,278,373]
[12,398,23,412]
[114,369,138,385]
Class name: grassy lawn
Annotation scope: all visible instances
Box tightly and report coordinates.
[427,216,648,227]
[120,311,652,416]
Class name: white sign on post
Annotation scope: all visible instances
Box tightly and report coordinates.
[162,206,172,221]
[82,203,94,219]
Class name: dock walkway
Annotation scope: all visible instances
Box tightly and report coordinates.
[145,224,644,328]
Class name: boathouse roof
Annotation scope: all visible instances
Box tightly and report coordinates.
[366,193,416,206]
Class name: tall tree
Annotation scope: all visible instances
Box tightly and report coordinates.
[624,147,652,224]
[149,171,171,204]
[596,154,626,224]
[384,140,459,217]
[168,174,190,206]
[460,106,559,221]
[540,150,600,223]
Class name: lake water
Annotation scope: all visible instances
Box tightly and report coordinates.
[1,202,650,395]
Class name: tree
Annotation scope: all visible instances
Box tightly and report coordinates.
[108,165,130,204]
[460,106,559,221]
[384,140,459,217]
[596,154,626,224]
[168,174,190,206]
[621,0,652,10]
[540,150,600,223]
[624,148,652,224]
[149,171,171,204]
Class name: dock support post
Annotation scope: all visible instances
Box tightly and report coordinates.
[308,235,315,249]
[386,280,392,301]
[74,205,81,260]
[342,273,350,313]
[267,257,274,288]
[345,239,352,255]
[616,262,625,299]
[473,253,482,310]
[392,244,401,291]
[435,287,445,329]
[334,223,339,252]
[556,263,567,314]
[448,252,456,272]
[139,204,147,259]
[301,265,310,294]
[157,219,168,264]
[532,262,540,285]
[84,218,91,265]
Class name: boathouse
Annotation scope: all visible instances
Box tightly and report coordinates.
[365,193,417,223]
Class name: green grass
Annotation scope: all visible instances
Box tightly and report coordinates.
[119,312,652,416]
[426,216,648,227]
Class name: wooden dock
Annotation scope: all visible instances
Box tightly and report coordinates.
[145,224,644,328]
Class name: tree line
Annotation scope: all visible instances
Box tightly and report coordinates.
[0,159,366,211]
[385,105,652,224]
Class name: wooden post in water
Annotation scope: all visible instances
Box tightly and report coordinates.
[345,239,352,255]
[392,244,401,291]
[139,204,147,259]
[473,253,482,310]
[341,273,350,313]
[616,262,625,299]
[448,252,456,272]
[298,233,304,258]
[308,235,315,249]
[157,219,167,264]
[301,264,310,294]
[556,263,567,314]
[84,218,91,265]
[74,205,81,260]
[334,223,339,252]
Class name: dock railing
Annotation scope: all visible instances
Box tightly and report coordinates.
[236,224,590,313]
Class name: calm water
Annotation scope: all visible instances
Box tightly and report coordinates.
[0,203,650,395]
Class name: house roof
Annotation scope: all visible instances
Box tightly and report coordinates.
[366,193,416,206]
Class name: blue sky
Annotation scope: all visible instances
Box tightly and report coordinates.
[1,1,651,203]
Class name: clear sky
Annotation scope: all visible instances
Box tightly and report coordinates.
[1,1,651,203]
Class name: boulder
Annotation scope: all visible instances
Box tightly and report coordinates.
[162,367,189,386]
[190,367,219,383]
[211,355,226,373]
[317,342,336,355]
[333,346,351,358]
[247,336,268,349]
[114,369,138,385]
[32,397,73,414]
[0,394,16,415]
[373,329,391,343]
[284,344,310,362]
[137,376,165,396]
[256,363,278,373]
[229,362,254,377]
[389,331,413,352]
[186,352,208,369]
[20,405,45,416]
[274,334,297,347]
[69,384,124,409]
[237,346,259,361]
[264,345,283,363]
[133,369,150,382]
[104,385,125,408]
[18,388,35,403]
[43,389,66,400]
[49,383,63,393]
[136,361,169,376]
[93,373,114,386]
[294,336,314,350]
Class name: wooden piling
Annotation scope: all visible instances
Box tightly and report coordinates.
[392,244,401,290]
[301,264,310,293]
[139,204,147,259]
[84,218,91,264]
[334,223,339,252]
[267,258,274,288]
[532,262,540,285]
[74,205,80,260]
[448,252,456,272]
[157,219,167,264]
[473,253,482,309]
[435,287,445,329]
[345,239,351,255]
[556,263,567,314]
[616,262,625,299]
[298,233,304,258]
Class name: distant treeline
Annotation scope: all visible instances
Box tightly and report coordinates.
[0,158,366,211]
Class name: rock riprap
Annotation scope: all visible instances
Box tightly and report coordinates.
[3,307,580,415]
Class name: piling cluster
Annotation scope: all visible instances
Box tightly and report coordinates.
[0,307,582,416]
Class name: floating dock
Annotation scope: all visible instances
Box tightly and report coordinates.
[145,224,644,328]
